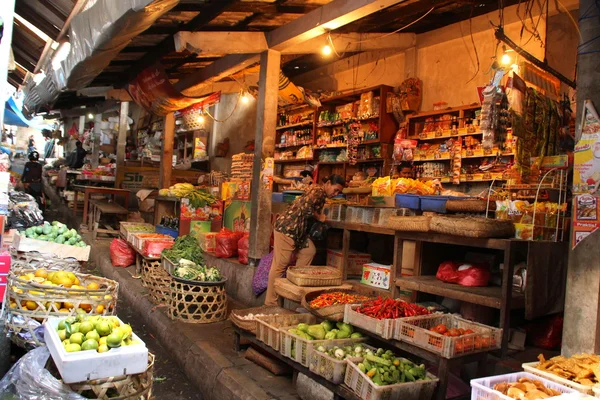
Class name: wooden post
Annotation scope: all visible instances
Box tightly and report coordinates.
[159,112,175,189]
[92,114,101,168]
[115,101,129,189]
[249,49,281,261]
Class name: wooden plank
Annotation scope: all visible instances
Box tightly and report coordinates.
[273,278,353,303]
[345,279,393,297]
[327,221,395,236]
[391,233,403,298]
[342,228,351,280]
[115,101,129,189]
[174,31,268,54]
[159,113,175,189]
[248,50,280,260]
[395,276,525,310]
[500,240,520,357]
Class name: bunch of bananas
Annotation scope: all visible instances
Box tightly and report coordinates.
[159,183,216,208]
[167,183,195,197]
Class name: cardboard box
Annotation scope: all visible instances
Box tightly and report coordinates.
[13,232,90,262]
[327,249,371,277]
[368,196,395,207]
[361,262,392,289]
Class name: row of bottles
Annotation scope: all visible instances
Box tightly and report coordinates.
[159,215,179,230]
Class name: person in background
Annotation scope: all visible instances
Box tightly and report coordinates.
[68,141,88,169]
[264,174,345,306]
[22,151,44,209]
[394,162,414,179]
[28,135,36,153]
[44,136,56,159]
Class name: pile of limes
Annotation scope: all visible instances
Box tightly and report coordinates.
[56,313,141,353]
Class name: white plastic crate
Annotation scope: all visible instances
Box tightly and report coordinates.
[308,343,376,384]
[44,316,148,383]
[325,204,346,221]
[471,372,579,400]
[255,314,316,352]
[522,362,595,395]
[343,304,395,339]
[279,326,366,367]
[373,208,400,225]
[361,208,375,224]
[344,358,439,400]
[346,207,365,224]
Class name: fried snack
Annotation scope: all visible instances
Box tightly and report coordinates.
[535,353,600,386]
[493,378,560,399]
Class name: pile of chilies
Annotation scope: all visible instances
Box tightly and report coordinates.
[356,297,430,320]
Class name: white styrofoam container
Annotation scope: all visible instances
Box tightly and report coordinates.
[44,316,148,383]
[471,372,579,400]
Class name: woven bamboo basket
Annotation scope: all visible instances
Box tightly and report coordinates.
[287,267,342,287]
[4,270,118,347]
[302,289,372,322]
[445,199,494,213]
[430,215,515,238]
[168,279,227,323]
[140,259,171,305]
[10,250,81,272]
[386,216,431,232]
[64,353,155,400]
[229,305,294,334]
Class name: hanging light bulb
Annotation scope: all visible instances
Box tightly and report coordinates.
[198,110,205,124]
[241,91,249,104]
[501,45,511,66]
[322,44,332,56]
[88,113,94,120]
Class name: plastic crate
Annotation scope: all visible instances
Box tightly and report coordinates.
[522,362,595,395]
[255,314,316,352]
[419,196,449,213]
[394,314,501,358]
[471,372,579,400]
[309,343,377,384]
[346,207,365,224]
[395,194,420,209]
[373,208,400,225]
[155,225,179,239]
[324,204,346,222]
[343,304,395,339]
[344,358,439,400]
[272,192,284,203]
[361,208,376,224]
[279,326,366,367]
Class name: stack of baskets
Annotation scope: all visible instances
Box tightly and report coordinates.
[141,258,171,305]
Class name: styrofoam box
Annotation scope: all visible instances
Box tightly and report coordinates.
[44,316,148,383]
[471,372,579,400]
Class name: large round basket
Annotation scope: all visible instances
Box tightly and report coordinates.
[229,305,295,334]
[287,266,342,287]
[4,270,118,347]
[140,259,171,305]
[65,353,155,400]
[169,279,227,323]
[301,289,372,322]
[445,199,495,213]
[10,249,82,272]
[430,215,515,238]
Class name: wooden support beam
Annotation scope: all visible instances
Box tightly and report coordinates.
[159,113,175,189]
[57,0,88,41]
[174,31,415,55]
[105,89,132,102]
[92,114,102,168]
[38,0,68,23]
[176,0,405,95]
[248,49,281,260]
[14,1,61,40]
[115,102,129,189]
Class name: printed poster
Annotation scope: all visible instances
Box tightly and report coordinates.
[572,100,600,248]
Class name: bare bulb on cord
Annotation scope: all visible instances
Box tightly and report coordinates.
[322,45,332,56]
[241,92,249,104]
[501,53,511,65]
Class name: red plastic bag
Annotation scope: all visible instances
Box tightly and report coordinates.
[527,314,563,350]
[436,261,460,283]
[238,234,250,264]
[456,263,490,287]
[216,229,243,258]
[110,239,136,267]
[143,240,173,258]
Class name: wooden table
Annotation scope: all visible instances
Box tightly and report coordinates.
[73,185,131,224]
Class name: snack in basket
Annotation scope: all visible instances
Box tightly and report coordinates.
[288,320,363,341]
[535,354,600,386]
[492,377,561,399]
[55,314,142,353]
[356,297,430,320]
[356,348,429,386]
[309,292,370,308]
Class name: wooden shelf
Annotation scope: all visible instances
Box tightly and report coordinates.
[356,158,385,163]
[327,220,395,235]
[407,104,481,119]
[276,121,313,131]
[345,279,393,296]
[314,144,347,150]
[395,276,525,310]
[275,141,313,149]
[412,131,483,141]
[318,161,347,165]
[274,158,314,164]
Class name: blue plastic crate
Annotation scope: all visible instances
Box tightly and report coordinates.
[395,194,421,209]
[156,225,179,238]
[272,192,284,203]
[419,196,449,213]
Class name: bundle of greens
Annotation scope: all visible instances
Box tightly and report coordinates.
[173,259,223,282]
[162,235,204,265]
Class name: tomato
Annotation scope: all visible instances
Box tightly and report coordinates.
[437,324,448,334]
[454,342,464,353]
[443,332,451,336]
[474,337,483,349]
[430,327,438,332]
[464,329,475,335]
[457,328,465,336]
[481,337,491,348]
[462,337,474,349]
[448,328,460,337]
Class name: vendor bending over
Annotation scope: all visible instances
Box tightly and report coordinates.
[264,174,345,306]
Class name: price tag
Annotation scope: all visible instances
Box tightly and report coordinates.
[483,172,492,180]
[466,150,474,157]
[434,152,441,160]
[466,174,474,181]
[484,148,493,155]
[435,130,443,137]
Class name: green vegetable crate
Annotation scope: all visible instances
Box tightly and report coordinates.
[279,327,366,367]
[309,343,377,384]
[343,304,396,339]
[344,358,439,400]
[255,314,317,352]
[394,314,502,358]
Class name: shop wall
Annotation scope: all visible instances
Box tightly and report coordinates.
[545,10,579,95]
[209,93,256,174]
[293,3,580,110]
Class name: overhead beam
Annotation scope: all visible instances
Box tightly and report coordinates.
[57,0,88,41]
[14,1,61,40]
[121,0,235,85]
[175,31,415,55]
[38,0,68,23]
[175,1,320,14]
[176,0,405,95]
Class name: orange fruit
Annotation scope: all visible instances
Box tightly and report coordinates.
[25,301,38,310]
[34,269,48,279]
[95,304,105,314]
[86,282,100,290]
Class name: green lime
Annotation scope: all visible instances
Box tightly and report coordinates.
[65,343,81,352]
[86,330,100,341]
[96,321,112,337]
[79,321,94,335]
[106,332,123,348]
[81,339,99,351]
[97,344,109,353]
[69,332,84,345]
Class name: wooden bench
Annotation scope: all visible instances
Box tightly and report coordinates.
[89,200,129,240]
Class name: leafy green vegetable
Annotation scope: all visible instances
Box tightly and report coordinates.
[162,235,204,265]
